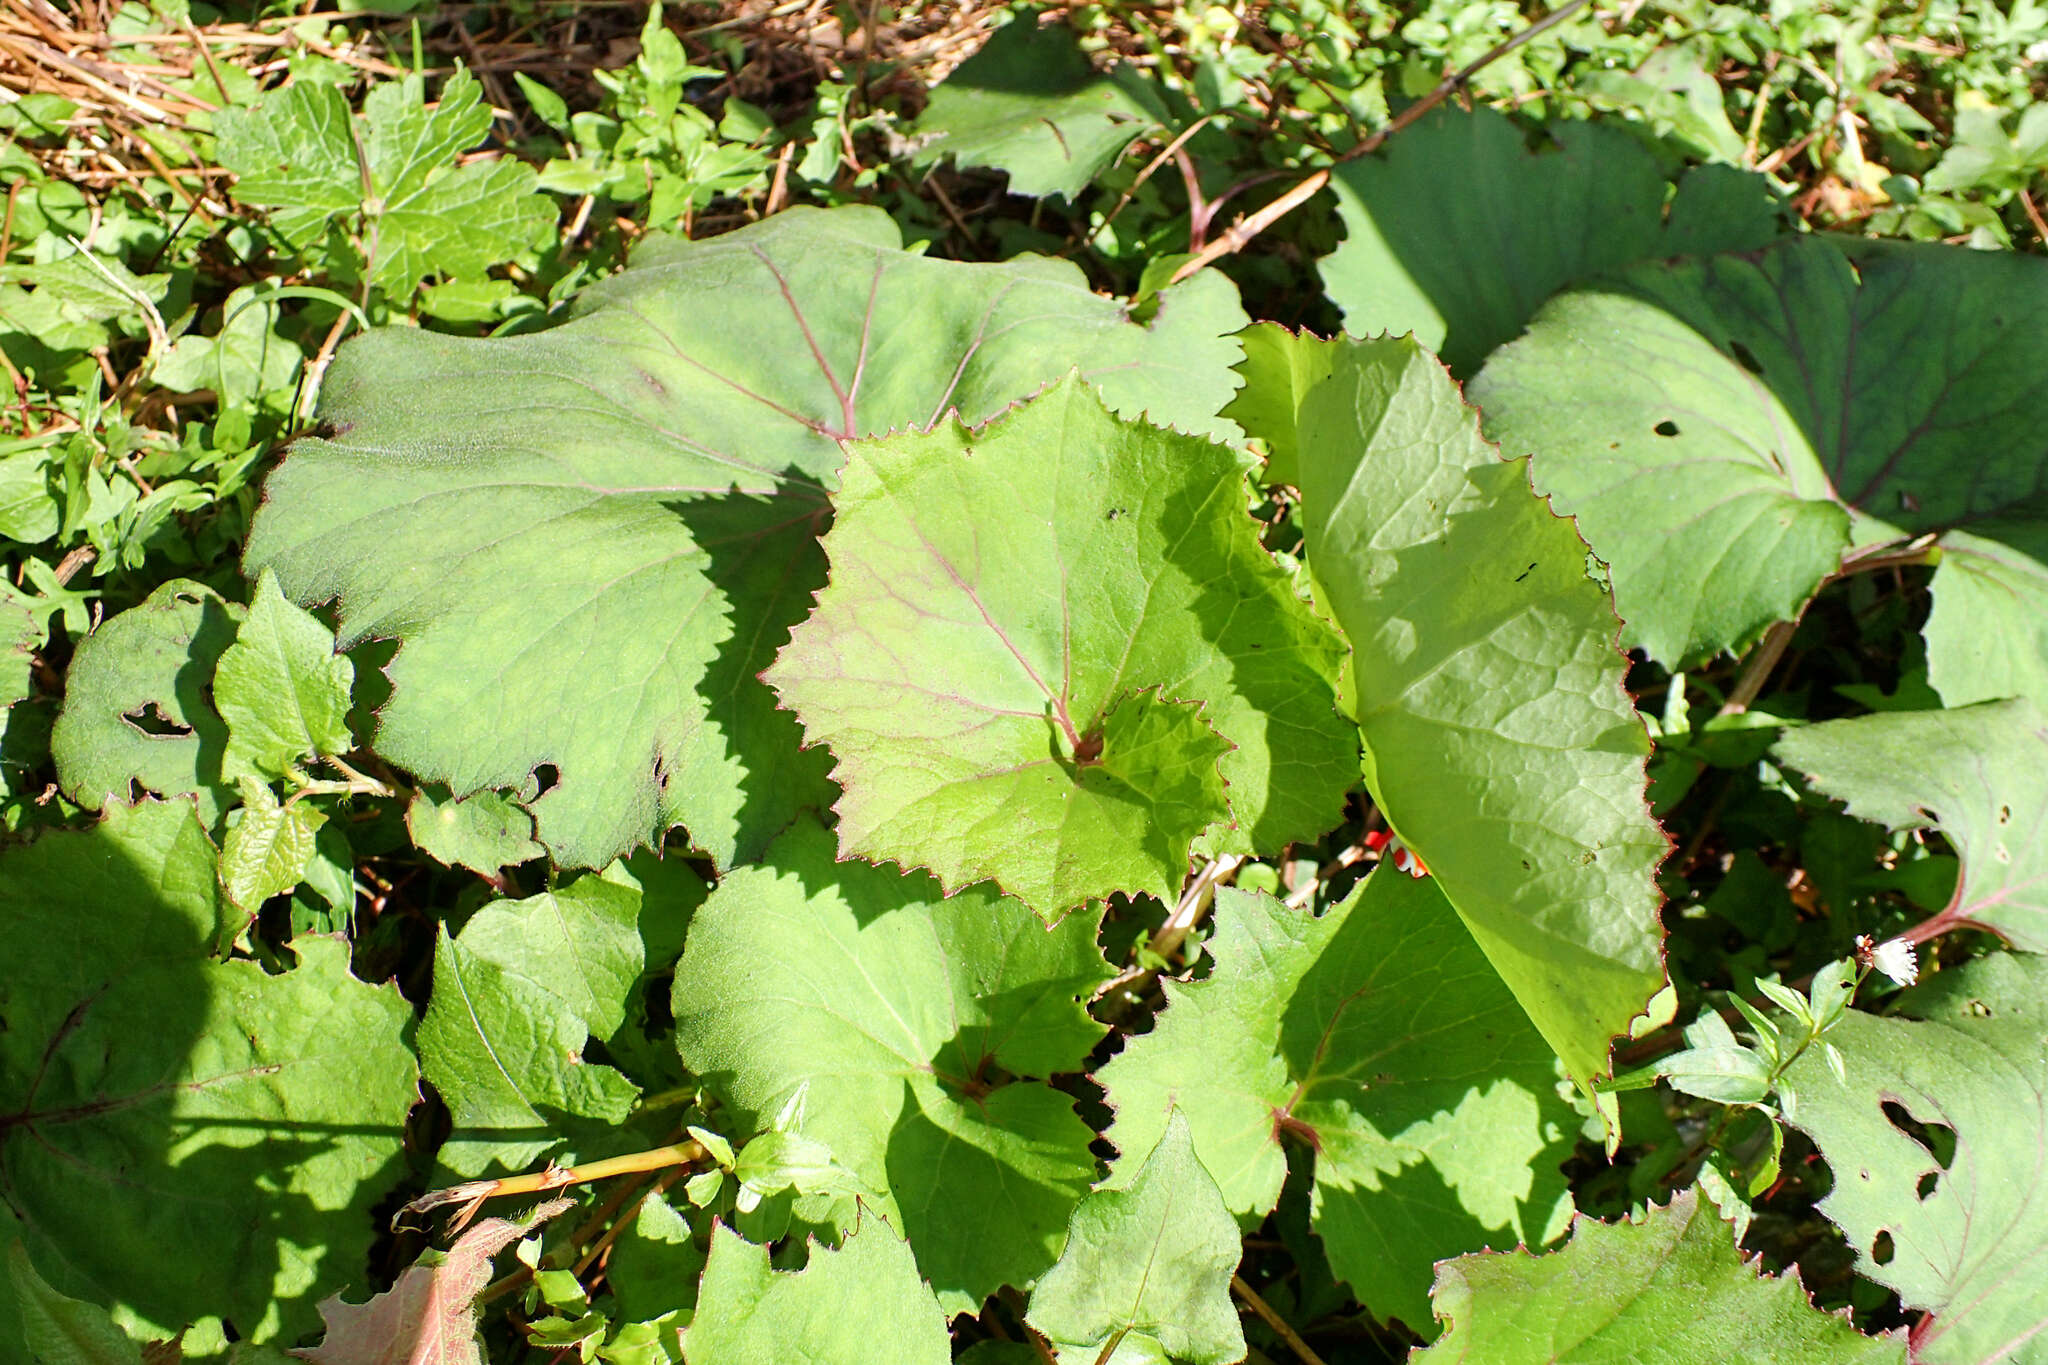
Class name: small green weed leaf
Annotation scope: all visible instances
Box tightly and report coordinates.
[1,588,41,708]
[151,284,303,410]
[1220,324,1340,487]
[671,817,1110,1312]
[604,1193,704,1324]
[245,206,1247,872]
[1025,1112,1246,1365]
[7,1242,144,1365]
[405,784,544,875]
[219,776,325,915]
[296,1198,571,1365]
[1473,238,2048,686]
[0,453,61,546]
[683,1218,949,1365]
[216,569,353,784]
[1415,1188,1904,1362]
[0,801,416,1344]
[1658,1044,1775,1106]
[1774,700,2048,950]
[215,69,555,295]
[1281,335,1666,1099]
[49,579,241,823]
[1782,953,2048,1365]
[418,877,644,1177]
[1099,876,1577,1335]
[907,13,1168,201]
[768,378,1348,913]
[1320,107,1778,375]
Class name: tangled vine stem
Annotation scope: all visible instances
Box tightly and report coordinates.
[1166,0,1597,286]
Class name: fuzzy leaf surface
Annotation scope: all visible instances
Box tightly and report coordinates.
[244,206,1247,872]
[1472,238,2048,683]
[1774,700,2048,950]
[1275,335,1666,1095]
[0,801,416,1344]
[1026,1112,1245,1365]
[767,377,1351,913]
[1320,107,1778,375]
[7,1243,143,1365]
[219,776,326,915]
[405,785,544,875]
[215,568,354,783]
[417,877,645,1177]
[1415,1189,1904,1362]
[670,817,1111,1311]
[683,1220,949,1365]
[49,580,241,823]
[1781,954,2048,1365]
[1099,876,1577,1335]
[907,15,1168,201]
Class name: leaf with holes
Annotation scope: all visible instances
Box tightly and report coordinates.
[1774,699,2048,951]
[906,13,1169,201]
[1781,953,2048,1365]
[1415,1189,1904,1362]
[49,580,241,823]
[766,376,1352,914]
[1098,876,1578,1336]
[1320,107,1779,376]
[245,206,1247,873]
[1251,334,1666,1101]
[1472,237,2048,691]
[0,800,416,1345]
[670,817,1111,1312]
[417,876,645,1177]
[1025,1111,1246,1365]
[683,1218,949,1365]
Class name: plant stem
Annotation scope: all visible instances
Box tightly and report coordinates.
[1232,1274,1328,1365]
[1717,618,1797,718]
[401,1139,707,1221]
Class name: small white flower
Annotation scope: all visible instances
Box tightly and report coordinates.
[1871,937,1919,988]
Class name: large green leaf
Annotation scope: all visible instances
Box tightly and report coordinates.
[1025,1112,1245,1365]
[1415,1189,1904,1362]
[1267,334,1666,1096]
[49,580,241,824]
[1099,876,1577,1336]
[670,817,1111,1312]
[683,1219,949,1365]
[766,377,1352,913]
[1774,700,2048,951]
[1782,954,2048,1365]
[0,801,416,1345]
[417,877,645,1177]
[1320,107,1779,375]
[906,14,1168,201]
[245,206,1247,872]
[1472,237,2048,691]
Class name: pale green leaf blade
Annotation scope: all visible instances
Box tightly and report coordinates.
[683,1219,949,1365]
[1287,335,1666,1094]
[907,15,1167,201]
[219,776,326,914]
[1774,700,2048,950]
[0,801,417,1344]
[405,784,544,875]
[1416,1189,1904,1363]
[417,877,645,1177]
[214,82,362,247]
[7,1243,144,1365]
[767,377,1350,913]
[1219,324,1340,488]
[1026,1113,1245,1365]
[217,569,354,783]
[1099,875,1579,1335]
[244,206,1248,871]
[1925,530,2048,710]
[372,156,556,297]
[1781,955,2048,1365]
[1471,238,2048,683]
[49,580,242,823]
[150,284,303,410]
[1320,107,1779,375]
[670,817,1111,1311]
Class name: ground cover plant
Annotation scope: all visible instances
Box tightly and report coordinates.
[4,0,2048,1361]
